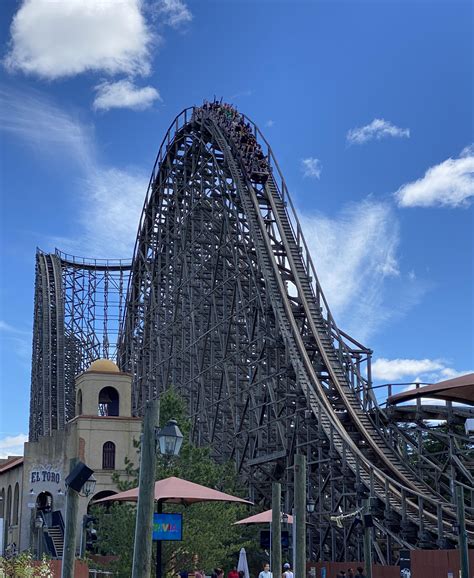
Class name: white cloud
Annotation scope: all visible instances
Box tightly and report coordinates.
[0,434,27,459]
[155,0,192,27]
[93,80,160,112]
[0,87,144,258]
[438,367,474,380]
[265,120,275,128]
[0,86,94,170]
[72,168,148,258]
[301,157,322,179]
[395,146,474,208]
[4,0,154,79]
[372,358,445,381]
[347,118,410,145]
[298,200,424,340]
[372,357,473,387]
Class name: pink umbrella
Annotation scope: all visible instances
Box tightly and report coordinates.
[234,509,293,524]
[93,476,253,505]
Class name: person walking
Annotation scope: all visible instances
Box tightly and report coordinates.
[258,563,272,578]
[228,567,239,578]
[282,563,293,578]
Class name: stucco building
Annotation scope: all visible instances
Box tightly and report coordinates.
[0,359,142,557]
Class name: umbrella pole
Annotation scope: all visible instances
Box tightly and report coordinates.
[156,500,163,578]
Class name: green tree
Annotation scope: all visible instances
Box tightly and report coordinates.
[93,389,257,577]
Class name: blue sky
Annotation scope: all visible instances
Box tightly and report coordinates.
[0,0,473,457]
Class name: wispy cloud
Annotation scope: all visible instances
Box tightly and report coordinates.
[4,0,154,79]
[299,200,425,341]
[0,86,94,170]
[301,157,322,179]
[0,320,32,362]
[347,118,410,145]
[265,120,275,128]
[229,89,253,100]
[93,80,161,112]
[0,86,145,258]
[62,168,148,258]
[154,0,193,28]
[0,434,27,459]
[0,320,29,335]
[396,144,474,208]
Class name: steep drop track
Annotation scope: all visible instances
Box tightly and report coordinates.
[120,104,473,563]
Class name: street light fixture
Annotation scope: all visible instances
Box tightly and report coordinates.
[156,419,184,456]
[306,498,315,514]
[154,419,183,578]
[80,475,97,498]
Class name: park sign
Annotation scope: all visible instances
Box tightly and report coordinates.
[152,513,183,541]
[30,466,61,484]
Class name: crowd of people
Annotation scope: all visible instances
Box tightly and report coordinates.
[196,100,270,184]
[181,561,366,578]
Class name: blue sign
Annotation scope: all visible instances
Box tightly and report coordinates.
[153,513,183,541]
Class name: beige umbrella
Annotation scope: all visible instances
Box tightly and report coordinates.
[94,476,253,506]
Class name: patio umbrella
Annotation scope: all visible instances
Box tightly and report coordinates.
[388,372,474,406]
[235,509,293,524]
[93,476,253,506]
[237,547,250,578]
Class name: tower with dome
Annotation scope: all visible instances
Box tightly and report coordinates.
[1,359,141,557]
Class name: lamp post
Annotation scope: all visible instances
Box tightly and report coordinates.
[155,419,184,578]
[131,399,184,578]
[61,460,96,578]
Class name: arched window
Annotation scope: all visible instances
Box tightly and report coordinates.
[102,441,116,470]
[98,387,119,417]
[13,483,19,525]
[0,488,4,518]
[6,486,12,526]
[76,389,83,415]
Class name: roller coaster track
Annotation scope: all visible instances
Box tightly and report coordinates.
[207,116,465,538]
[118,105,474,561]
[30,251,131,440]
[31,103,473,562]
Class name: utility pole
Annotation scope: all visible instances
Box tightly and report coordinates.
[457,485,469,578]
[271,482,282,576]
[295,454,306,578]
[61,458,79,578]
[132,400,160,578]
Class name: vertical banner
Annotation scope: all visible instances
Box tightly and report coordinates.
[399,550,411,578]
